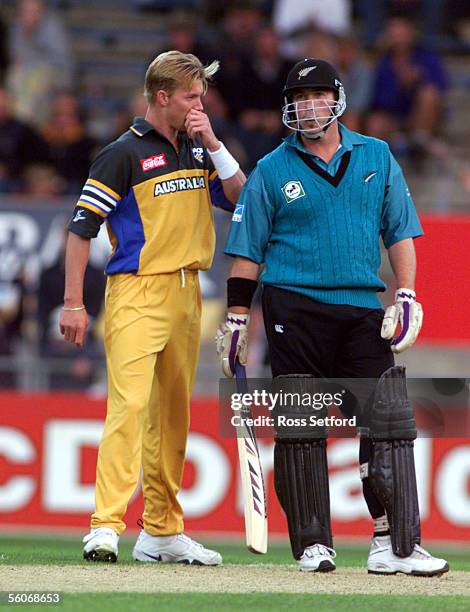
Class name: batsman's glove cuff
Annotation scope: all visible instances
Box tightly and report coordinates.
[216,312,250,378]
[381,288,423,353]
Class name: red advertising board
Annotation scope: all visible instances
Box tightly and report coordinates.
[1,394,469,542]
[415,215,470,344]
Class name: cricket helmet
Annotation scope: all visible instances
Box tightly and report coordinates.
[282,58,346,139]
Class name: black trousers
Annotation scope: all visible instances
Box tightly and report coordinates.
[262,285,394,520]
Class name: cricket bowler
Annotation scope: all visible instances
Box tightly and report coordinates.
[60,50,245,564]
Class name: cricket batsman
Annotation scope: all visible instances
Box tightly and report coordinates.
[217,58,448,576]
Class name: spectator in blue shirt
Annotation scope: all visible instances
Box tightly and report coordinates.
[367,16,448,159]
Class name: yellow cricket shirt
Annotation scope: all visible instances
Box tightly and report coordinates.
[68,117,233,275]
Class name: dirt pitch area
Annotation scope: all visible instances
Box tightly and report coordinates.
[1,565,469,596]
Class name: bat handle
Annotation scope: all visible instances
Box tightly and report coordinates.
[235,360,246,380]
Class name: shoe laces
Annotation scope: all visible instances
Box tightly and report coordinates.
[83,527,116,543]
[412,544,432,559]
[176,534,205,550]
[303,544,336,559]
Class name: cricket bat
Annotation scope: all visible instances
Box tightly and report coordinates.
[235,361,268,554]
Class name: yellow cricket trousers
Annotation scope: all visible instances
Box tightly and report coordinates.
[91,269,201,535]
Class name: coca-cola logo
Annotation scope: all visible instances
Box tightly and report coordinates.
[140,153,167,172]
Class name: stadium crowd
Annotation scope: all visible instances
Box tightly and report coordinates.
[0,0,468,389]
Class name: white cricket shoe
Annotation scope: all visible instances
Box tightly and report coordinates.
[299,543,336,572]
[83,527,119,563]
[367,535,449,576]
[132,530,222,566]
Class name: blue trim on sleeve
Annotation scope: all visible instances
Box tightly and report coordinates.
[105,188,146,274]
[209,175,234,212]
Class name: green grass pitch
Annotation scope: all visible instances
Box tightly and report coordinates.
[0,534,469,611]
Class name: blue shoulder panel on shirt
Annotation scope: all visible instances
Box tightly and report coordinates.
[105,188,145,274]
[209,174,234,212]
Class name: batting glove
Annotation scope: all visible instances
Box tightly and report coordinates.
[381,288,423,353]
[215,312,249,378]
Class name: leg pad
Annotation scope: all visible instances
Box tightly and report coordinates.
[274,438,332,559]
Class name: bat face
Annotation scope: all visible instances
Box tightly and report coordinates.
[243,437,266,518]
[235,361,268,554]
[237,435,268,554]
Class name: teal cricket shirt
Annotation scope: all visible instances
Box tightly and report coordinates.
[224,124,423,309]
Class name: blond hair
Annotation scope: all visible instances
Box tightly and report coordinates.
[144,50,219,104]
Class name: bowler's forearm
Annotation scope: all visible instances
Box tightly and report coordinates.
[64,232,91,307]
[221,168,246,204]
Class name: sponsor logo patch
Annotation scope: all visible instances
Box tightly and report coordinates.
[281,180,305,203]
[232,204,244,222]
[140,153,167,172]
[154,176,206,196]
[192,147,204,164]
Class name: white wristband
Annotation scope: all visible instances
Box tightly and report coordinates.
[207,142,239,180]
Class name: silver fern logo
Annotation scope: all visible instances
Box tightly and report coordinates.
[298,65,317,79]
